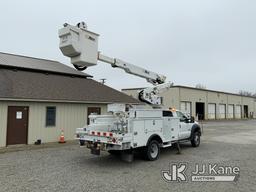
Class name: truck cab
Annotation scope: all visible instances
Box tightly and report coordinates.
[171,109,197,140]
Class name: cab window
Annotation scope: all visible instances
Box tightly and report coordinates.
[163,111,173,117]
[176,111,187,122]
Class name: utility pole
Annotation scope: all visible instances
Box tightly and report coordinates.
[100,78,107,84]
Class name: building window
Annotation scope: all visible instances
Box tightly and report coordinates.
[87,107,101,125]
[46,107,56,126]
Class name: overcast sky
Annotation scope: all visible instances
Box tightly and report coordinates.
[0,0,255,93]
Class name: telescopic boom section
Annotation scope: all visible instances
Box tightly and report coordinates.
[58,22,171,105]
[97,53,165,85]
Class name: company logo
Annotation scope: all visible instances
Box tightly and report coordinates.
[162,163,187,182]
[162,163,240,182]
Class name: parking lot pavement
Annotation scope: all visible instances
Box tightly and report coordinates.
[0,120,256,192]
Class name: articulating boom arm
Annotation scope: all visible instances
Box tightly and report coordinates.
[58,22,171,106]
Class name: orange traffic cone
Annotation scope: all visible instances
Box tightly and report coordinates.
[59,129,66,143]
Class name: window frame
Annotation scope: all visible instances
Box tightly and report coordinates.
[162,110,173,117]
[87,107,101,125]
[176,111,187,122]
[46,106,56,127]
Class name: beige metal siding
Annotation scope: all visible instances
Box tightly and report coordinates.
[157,87,256,120]
[227,95,242,107]
[0,101,108,147]
[0,102,7,147]
[124,87,256,120]
[161,87,180,109]
[208,92,228,104]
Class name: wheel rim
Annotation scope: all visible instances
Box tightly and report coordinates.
[150,143,159,158]
[194,134,200,145]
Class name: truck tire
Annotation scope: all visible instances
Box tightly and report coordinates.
[191,131,200,147]
[144,140,160,161]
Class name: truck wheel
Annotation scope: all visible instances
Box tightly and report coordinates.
[144,140,160,161]
[191,132,200,147]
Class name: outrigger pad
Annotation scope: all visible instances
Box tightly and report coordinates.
[175,142,181,154]
[121,151,134,163]
[91,148,100,155]
[91,143,100,155]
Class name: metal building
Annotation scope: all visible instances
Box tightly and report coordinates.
[0,52,139,147]
[122,86,256,120]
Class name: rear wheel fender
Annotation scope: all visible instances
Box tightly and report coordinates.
[146,134,163,146]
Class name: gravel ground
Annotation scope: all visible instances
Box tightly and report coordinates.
[0,120,256,192]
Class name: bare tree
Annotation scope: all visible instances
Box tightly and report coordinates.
[239,90,256,97]
[239,90,253,96]
[195,84,207,89]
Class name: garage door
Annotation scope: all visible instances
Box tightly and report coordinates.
[228,104,234,119]
[180,102,191,116]
[235,105,242,119]
[208,104,216,119]
[219,104,226,119]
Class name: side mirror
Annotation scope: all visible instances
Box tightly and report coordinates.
[185,116,195,123]
[180,115,187,123]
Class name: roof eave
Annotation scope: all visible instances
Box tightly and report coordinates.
[0,65,93,78]
[0,97,142,104]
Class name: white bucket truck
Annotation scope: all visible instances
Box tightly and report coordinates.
[58,22,202,161]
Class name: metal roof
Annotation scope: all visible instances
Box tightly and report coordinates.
[0,52,92,78]
[0,68,140,104]
[122,85,256,99]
